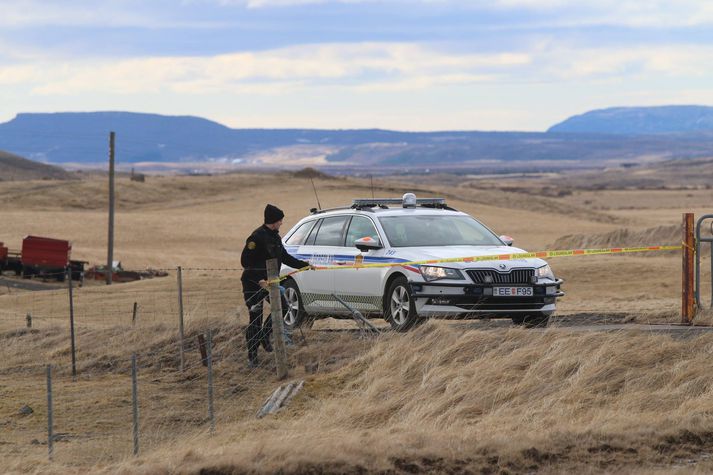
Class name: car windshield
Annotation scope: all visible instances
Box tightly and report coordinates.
[379,215,503,247]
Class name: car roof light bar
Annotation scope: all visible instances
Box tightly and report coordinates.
[352,197,447,208]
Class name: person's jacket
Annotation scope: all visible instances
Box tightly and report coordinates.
[241,224,310,284]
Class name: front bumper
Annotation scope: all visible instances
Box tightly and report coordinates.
[409,279,564,317]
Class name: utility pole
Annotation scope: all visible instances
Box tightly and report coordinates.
[107,131,115,285]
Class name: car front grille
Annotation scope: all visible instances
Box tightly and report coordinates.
[467,268,535,284]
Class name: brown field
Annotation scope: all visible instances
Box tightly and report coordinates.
[2,169,713,474]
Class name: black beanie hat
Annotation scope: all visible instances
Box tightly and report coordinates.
[264,204,285,224]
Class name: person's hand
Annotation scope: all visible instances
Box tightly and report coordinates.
[258,279,268,289]
[309,265,317,271]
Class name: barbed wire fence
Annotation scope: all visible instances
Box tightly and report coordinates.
[0,256,689,467]
[0,263,389,466]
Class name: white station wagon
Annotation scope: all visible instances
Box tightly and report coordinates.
[281,193,563,331]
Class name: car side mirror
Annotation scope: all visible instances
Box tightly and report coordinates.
[500,235,514,246]
[355,236,382,252]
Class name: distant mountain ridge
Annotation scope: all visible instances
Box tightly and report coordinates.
[1,108,713,169]
[548,106,713,134]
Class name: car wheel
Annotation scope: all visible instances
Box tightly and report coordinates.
[384,276,420,331]
[511,313,550,328]
[282,279,313,330]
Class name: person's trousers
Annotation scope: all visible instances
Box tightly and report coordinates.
[242,280,289,358]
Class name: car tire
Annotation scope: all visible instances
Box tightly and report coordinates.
[282,279,313,330]
[384,276,421,331]
[511,313,550,328]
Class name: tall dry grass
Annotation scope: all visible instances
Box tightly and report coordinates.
[26,323,705,474]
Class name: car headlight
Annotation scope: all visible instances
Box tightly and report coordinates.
[420,266,465,282]
[536,264,555,280]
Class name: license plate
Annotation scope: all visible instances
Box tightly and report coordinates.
[493,286,533,297]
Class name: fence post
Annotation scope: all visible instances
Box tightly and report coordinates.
[177,266,185,372]
[26,312,32,328]
[682,213,696,324]
[207,330,215,434]
[132,302,138,326]
[266,259,288,380]
[197,334,208,366]
[46,364,53,462]
[67,267,77,379]
[132,353,139,456]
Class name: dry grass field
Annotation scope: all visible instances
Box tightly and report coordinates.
[2,169,713,474]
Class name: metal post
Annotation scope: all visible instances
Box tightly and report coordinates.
[266,259,288,380]
[131,353,139,456]
[207,330,215,434]
[132,302,138,326]
[682,213,695,324]
[46,364,53,461]
[68,267,77,379]
[26,312,32,328]
[177,266,185,372]
[694,214,713,308]
[107,131,115,285]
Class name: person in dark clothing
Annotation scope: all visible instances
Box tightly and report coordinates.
[241,204,312,368]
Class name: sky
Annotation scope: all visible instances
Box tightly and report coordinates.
[1,0,713,131]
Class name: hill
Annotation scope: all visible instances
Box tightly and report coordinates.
[0,149,72,180]
[2,110,713,169]
[548,105,713,134]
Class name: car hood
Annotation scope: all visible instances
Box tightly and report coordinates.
[392,245,548,270]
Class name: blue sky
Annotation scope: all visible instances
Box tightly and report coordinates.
[1,0,712,131]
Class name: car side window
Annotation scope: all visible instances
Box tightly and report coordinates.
[285,220,316,245]
[313,216,349,246]
[345,216,380,247]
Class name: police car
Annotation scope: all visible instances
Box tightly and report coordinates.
[281,193,563,331]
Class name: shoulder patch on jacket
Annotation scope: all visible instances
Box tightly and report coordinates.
[247,241,256,250]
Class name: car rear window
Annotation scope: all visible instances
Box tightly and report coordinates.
[379,215,502,247]
[285,220,317,245]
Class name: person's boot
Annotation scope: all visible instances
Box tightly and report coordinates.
[248,352,259,369]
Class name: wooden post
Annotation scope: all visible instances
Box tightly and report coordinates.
[682,212,696,324]
[132,302,138,326]
[266,259,288,380]
[26,312,32,328]
[206,330,215,434]
[106,131,115,285]
[197,333,208,367]
[177,266,185,371]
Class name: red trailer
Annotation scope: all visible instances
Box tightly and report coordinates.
[21,236,72,281]
[0,242,8,270]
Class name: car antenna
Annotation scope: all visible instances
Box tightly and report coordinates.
[310,177,322,210]
[370,174,374,199]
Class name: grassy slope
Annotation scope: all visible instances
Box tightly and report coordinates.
[0,172,710,473]
[0,150,72,181]
[6,323,713,474]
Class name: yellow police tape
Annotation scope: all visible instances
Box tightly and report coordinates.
[270,244,682,284]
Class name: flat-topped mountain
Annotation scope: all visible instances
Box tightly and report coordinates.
[548,106,713,134]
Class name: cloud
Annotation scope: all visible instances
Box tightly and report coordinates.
[12,42,530,96]
[547,44,713,79]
